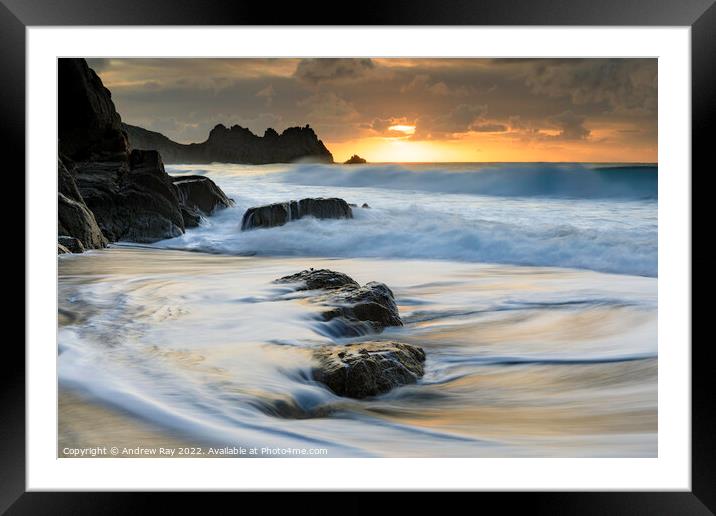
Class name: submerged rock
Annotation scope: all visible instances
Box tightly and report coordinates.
[276,269,402,336]
[312,342,425,399]
[241,198,353,230]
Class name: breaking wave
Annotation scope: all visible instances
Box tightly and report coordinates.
[274,163,657,200]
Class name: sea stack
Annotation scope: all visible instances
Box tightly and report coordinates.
[344,154,367,164]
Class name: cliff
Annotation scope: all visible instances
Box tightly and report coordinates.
[123,123,334,164]
[57,58,232,250]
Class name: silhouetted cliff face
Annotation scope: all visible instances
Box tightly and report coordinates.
[123,123,334,164]
[57,58,232,247]
[58,59,128,162]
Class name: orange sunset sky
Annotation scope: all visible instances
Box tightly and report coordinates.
[89,58,657,163]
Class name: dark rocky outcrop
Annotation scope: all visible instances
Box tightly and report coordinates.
[312,342,425,399]
[58,235,85,254]
[344,154,366,165]
[58,59,128,162]
[58,243,71,255]
[276,269,403,336]
[361,203,370,209]
[172,175,233,227]
[123,122,334,164]
[241,198,352,230]
[74,150,185,243]
[58,158,108,250]
[58,59,232,248]
[277,269,359,291]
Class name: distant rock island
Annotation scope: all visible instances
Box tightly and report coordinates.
[123,122,334,164]
[344,154,367,164]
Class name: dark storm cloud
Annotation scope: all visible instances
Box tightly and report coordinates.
[90,57,657,150]
[294,58,375,84]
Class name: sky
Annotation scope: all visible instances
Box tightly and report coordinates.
[87,58,657,163]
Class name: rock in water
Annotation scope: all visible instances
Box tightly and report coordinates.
[241,198,353,230]
[344,154,367,165]
[276,269,359,290]
[172,175,233,227]
[312,342,425,399]
[276,269,403,336]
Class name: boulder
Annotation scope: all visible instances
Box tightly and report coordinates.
[172,175,233,215]
[241,198,353,230]
[75,150,185,243]
[312,342,425,399]
[276,269,402,336]
[58,235,85,254]
[57,157,108,251]
[361,203,370,209]
[344,154,367,165]
[276,268,359,290]
[58,243,71,255]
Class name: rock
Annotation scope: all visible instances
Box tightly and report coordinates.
[58,156,108,251]
[58,243,71,254]
[172,175,233,215]
[75,150,185,243]
[179,205,202,228]
[59,59,128,162]
[123,122,334,164]
[57,59,232,245]
[276,269,403,336]
[276,268,359,290]
[361,203,370,208]
[312,342,425,399]
[241,198,353,230]
[58,235,85,254]
[344,154,367,165]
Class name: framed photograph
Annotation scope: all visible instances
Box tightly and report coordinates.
[10,0,708,511]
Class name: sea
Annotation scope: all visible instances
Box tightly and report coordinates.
[58,162,658,457]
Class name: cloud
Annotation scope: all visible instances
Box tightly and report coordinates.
[470,122,508,133]
[294,58,375,84]
[256,84,275,106]
[87,57,656,159]
[413,104,487,139]
[547,111,591,140]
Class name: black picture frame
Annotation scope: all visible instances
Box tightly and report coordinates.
[6,0,708,512]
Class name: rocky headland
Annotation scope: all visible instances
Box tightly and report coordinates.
[123,122,334,164]
[58,58,232,252]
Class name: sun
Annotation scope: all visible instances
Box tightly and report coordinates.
[387,124,416,136]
